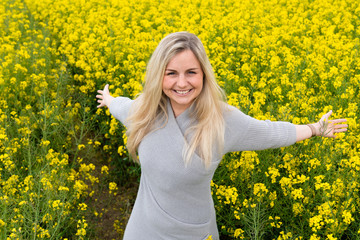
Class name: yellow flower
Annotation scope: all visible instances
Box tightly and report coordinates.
[77,144,86,151]
[342,210,354,225]
[76,219,88,237]
[117,145,125,156]
[291,188,304,200]
[327,234,337,240]
[309,215,324,232]
[253,183,268,198]
[49,200,62,210]
[78,203,87,211]
[40,139,50,147]
[0,219,6,227]
[310,234,321,240]
[101,166,109,175]
[234,228,244,239]
[293,203,303,216]
[109,182,118,196]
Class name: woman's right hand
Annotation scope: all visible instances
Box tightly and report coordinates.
[96,84,114,108]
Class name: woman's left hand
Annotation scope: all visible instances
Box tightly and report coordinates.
[311,110,348,138]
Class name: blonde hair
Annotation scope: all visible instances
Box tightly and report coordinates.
[126,32,226,168]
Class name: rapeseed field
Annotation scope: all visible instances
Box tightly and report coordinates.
[1,0,359,239]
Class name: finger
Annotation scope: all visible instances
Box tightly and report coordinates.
[321,110,333,120]
[104,84,109,92]
[335,129,347,133]
[330,119,347,124]
[97,90,103,94]
[96,94,103,99]
[334,124,348,129]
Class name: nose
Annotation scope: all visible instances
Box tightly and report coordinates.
[177,74,187,88]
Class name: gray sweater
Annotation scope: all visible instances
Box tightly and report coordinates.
[109,97,296,240]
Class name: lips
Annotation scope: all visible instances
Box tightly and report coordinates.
[173,89,192,95]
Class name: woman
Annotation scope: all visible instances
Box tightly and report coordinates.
[96,32,348,240]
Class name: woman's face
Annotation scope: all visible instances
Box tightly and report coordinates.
[162,50,204,117]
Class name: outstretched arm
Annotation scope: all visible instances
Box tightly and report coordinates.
[295,110,348,142]
[96,84,114,108]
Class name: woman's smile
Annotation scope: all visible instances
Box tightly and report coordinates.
[173,89,193,95]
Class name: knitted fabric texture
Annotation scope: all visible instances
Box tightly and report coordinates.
[109,97,296,240]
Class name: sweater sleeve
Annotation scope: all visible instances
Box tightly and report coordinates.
[224,105,297,153]
[109,97,133,127]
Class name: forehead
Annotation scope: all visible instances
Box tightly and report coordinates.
[166,50,201,69]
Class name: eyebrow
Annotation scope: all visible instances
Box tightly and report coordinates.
[165,68,200,71]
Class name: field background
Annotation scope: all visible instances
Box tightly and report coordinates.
[1,0,359,239]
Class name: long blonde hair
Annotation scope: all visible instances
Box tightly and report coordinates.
[126,32,226,168]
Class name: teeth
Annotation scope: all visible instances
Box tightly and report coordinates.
[175,90,191,94]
